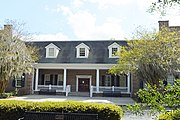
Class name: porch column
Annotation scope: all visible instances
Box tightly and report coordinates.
[96,69,99,93]
[35,68,39,91]
[127,72,131,93]
[63,68,67,92]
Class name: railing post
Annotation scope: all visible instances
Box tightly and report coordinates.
[112,86,114,91]
[49,84,52,90]
[90,86,93,97]
[66,85,71,97]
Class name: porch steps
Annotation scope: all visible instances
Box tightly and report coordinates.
[68,92,90,97]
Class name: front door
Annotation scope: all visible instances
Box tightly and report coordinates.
[78,78,90,92]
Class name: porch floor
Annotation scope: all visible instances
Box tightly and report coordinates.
[5,95,135,105]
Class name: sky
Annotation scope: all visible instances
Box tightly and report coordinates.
[0,0,180,41]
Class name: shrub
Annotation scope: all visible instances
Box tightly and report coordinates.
[0,100,123,120]
[158,110,180,120]
[0,92,14,98]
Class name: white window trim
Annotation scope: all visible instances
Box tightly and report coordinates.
[45,43,60,58]
[76,43,90,58]
[108,42,120,58]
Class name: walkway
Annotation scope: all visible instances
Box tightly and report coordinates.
[6,95,135,105]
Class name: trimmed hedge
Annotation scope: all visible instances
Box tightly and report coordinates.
[0,100,123,120]
[158,110,180,120]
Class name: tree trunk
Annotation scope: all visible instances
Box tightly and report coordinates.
[0,80,8,94]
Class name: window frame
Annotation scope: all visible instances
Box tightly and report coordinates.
[45,43,60,58]
[48,48,55,57]
[108,42,120,58]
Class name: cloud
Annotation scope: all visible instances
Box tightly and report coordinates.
[72,0,86,8]
[32,33,69,41]
[89,0,132,9]
[67,10,125,39]
[44,5,49,11]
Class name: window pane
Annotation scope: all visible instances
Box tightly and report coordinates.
[49,48,55,56]
[45,74,50,85]
[58,74,63,85]
[119,74,127,87]
[101,75,111,86]
[79,48,85,56]
[112,48,118,55]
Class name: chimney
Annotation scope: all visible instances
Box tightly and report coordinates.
[158,20,169,30]
[4,24,13,38]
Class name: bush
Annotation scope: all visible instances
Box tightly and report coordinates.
[0,92,14,98]
[0,100,123,120]
[158,110,180,120]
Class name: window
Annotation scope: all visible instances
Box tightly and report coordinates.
[108,42,120,58]
[55,74,63,85]
[112,48,118,56]
[76,43,90,58]
[44,74,50,85]
[40,74,63,86]
[48,48,55,57]
[45,43,60,58]
[79,48,85,57]
[100,74,127,87]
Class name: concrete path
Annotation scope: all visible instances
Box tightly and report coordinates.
[5,95,135,105]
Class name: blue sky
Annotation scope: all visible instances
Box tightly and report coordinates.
[0,0,180,41]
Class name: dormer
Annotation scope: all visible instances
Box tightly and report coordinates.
[108,42,120,58]
[76,43,90,58]
[45,43,60,58]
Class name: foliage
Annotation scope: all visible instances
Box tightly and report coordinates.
[148,0,180,15]
[158,110,180,120]
[0,20,38,94]
[0,92,15,98]
[0,100,123,120]
[127,79,180,115]
[109,27,180,86]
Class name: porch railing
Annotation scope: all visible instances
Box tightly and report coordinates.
[90,86,128,97]
[37,85,64,92]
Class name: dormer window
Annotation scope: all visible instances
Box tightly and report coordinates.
[79,48,86,57]
[45,43,60,58]
[48,48,55,57]
[108,42,120,58]
[112,48,118,55]
[76,43,90,58]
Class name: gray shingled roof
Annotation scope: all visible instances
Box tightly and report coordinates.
[28,40,127,64]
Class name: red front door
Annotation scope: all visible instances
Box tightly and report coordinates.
[78,78,90,92]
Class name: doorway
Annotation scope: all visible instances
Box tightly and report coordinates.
[76,75,92,92]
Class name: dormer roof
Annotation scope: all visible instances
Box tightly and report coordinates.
[45,43,60,50]
[76,43,90,50]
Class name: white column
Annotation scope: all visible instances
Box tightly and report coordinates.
[127,72,131,93]
[31,69,35,94]
[63,68,67,92]
[96,69,99,93]
[35,68,39,91]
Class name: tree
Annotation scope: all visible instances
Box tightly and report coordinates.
[148,0,180,15]
[127,79,180,115]
[109,27,180,86]
[0,20,38,94]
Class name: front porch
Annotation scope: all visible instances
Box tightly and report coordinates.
[33,64,131,97]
